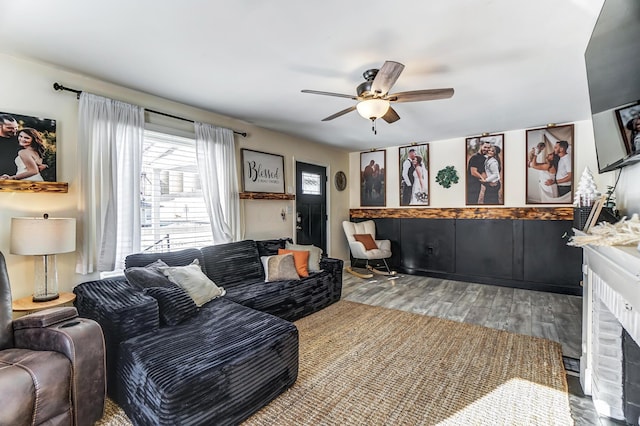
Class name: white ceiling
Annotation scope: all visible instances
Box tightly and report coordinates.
[0,0,604,151]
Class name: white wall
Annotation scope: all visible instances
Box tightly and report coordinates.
[0,53,350,300]
[349,120,615,208]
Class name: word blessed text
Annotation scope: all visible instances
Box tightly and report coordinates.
[246,161,281,184]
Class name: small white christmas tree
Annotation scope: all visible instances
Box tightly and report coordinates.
[574,166,598,207]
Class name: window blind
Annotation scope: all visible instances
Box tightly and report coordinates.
[140,130,213,252]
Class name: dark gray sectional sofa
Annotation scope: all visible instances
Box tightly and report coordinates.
[73,238,343,425]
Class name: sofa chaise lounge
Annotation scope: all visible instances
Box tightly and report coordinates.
[73,238,343,425]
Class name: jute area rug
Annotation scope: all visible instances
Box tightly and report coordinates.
[97,300,573,425]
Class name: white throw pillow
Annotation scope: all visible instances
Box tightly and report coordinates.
[285,242,323,272]
[160,259,225,307]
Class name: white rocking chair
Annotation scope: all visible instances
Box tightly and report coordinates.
[342,220,394,277]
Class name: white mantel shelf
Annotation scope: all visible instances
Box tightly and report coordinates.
[582,243,640,313]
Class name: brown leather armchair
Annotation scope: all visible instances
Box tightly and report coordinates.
[0,251,106,426]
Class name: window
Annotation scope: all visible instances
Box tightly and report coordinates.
[140,131,213,252]
[301,171,322,195]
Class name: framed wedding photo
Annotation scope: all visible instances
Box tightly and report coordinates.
[525,124,574,204]
[241,148,285,193]
[465,134,504,205]
[614,101,640,156]
[399,143,429,206]
[0,111,57,182]
[360,150,386,207]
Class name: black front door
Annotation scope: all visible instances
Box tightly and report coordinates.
[295,161,327,253]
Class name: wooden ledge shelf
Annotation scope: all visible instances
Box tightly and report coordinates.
[0,180,68,193]
[240,192,295,200]
[350,207,574,220]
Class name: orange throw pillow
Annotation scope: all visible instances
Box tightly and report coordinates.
[353,234,378,251]
[278,248,310,277]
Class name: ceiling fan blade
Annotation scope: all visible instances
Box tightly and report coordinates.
[321,105,357,121]
[381,106,400,124]
[371,61,405,96]
[388,88,454,103]
[301,89,358,100]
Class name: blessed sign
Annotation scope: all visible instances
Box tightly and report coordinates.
[241,149,285,193]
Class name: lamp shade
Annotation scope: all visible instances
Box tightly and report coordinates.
[356,99,390,119]
[10,216,76,255]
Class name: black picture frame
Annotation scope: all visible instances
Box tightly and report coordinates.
[465,134,504,205]
[399,144,429,206]
[525,124,574,204]
[241,148,285,193]
[360,150,386,207]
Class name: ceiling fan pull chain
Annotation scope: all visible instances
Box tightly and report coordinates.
[372,118,377,135]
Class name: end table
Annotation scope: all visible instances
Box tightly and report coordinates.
[12,292,76,313]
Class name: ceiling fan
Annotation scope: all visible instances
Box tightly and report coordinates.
[302,60,454,134]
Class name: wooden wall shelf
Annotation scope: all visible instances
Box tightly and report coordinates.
[0,180,68,193]
[350,207,574,221]
[239,192,295,200]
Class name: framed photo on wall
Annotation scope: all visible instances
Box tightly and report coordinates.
[465,134,504,205]
[360,150,386,207]
[525,124,574,204]
[399,143,429,206]
[614,101,640,156]
[0,111,57,182]
[241,148,285,193]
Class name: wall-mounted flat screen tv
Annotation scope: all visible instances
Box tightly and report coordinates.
[585,0,640,173]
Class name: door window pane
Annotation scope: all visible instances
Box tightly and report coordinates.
[301,172,321,195]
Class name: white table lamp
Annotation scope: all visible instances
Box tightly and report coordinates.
[10,214,76,302]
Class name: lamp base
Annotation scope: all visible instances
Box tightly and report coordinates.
[32,292,60,303]
[33,254,60,303]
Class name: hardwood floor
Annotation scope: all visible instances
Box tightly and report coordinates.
[340,271,622,426]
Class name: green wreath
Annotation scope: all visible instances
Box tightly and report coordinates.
[435,166,459,189]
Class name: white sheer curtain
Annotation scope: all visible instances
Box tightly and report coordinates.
[194,122,241,243]
[76,93,144,273]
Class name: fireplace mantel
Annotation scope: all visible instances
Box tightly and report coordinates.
[580,241,640,421]
[583,244,640,314]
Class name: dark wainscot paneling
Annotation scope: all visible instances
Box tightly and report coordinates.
[522,220,583,289]
[401,218,455,274]
[455,219,516,280]
[350,208,582,295]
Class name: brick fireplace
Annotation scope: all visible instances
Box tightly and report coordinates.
[581,243,640,424]
[624,329,640,423]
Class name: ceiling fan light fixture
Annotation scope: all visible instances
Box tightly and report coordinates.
[356,99,390,120]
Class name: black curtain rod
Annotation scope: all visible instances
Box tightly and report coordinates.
[53,82,247,137]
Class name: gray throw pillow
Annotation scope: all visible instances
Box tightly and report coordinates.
[160,259,225,307]
[125,259,174,289]
[261,253,300,282]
